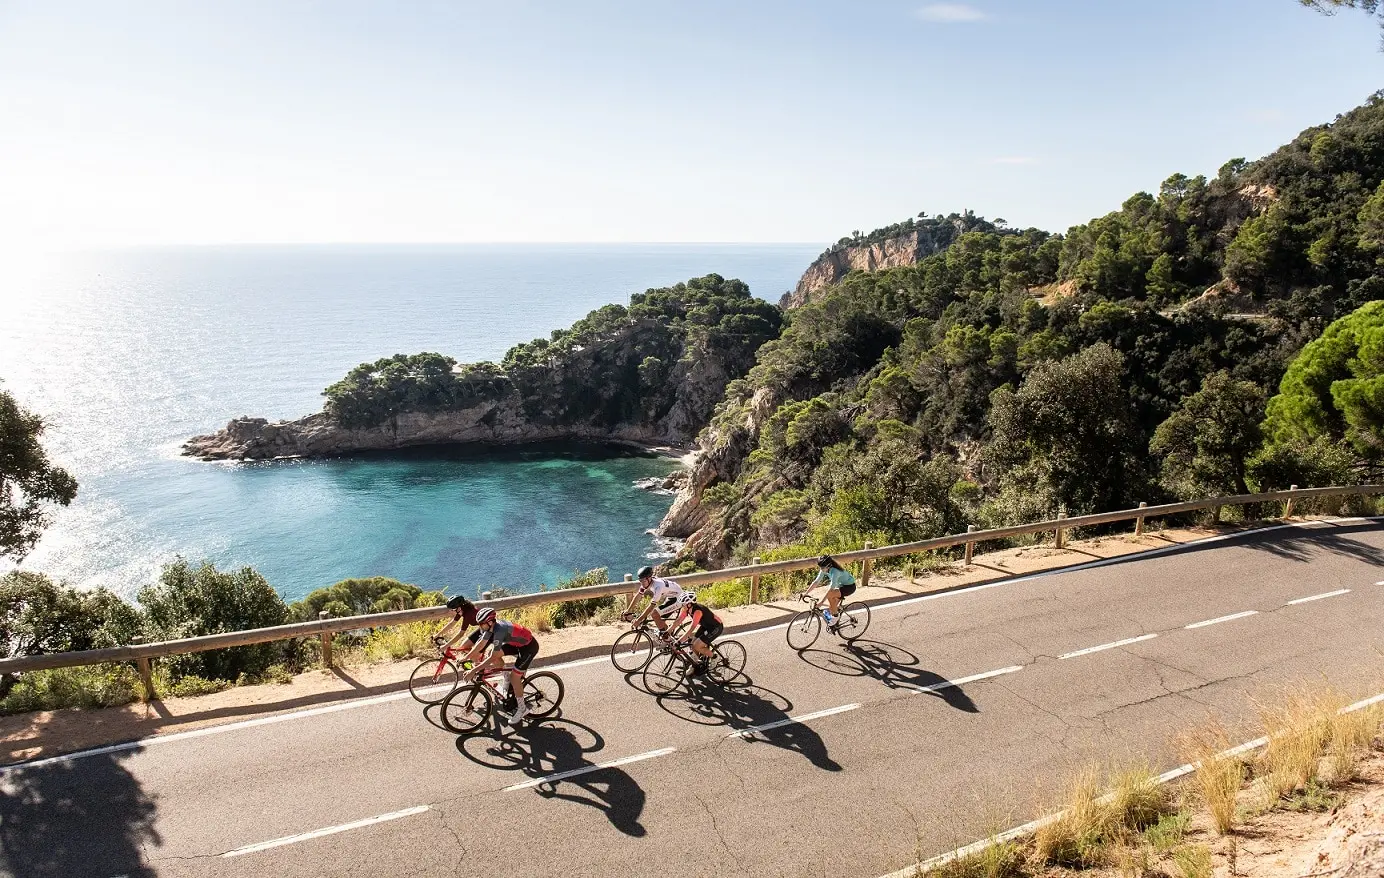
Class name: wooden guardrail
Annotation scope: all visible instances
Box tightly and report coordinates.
[1,484,1379,698]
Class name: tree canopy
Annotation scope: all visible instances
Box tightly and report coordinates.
[0,388,77,561]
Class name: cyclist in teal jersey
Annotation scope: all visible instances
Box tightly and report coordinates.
[805,555,856,625]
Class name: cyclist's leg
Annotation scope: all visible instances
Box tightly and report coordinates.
[509,642,538,719]
[826,587,842,616]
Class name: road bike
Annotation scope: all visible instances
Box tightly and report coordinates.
[641,635,746,696]
[408,639,474,704]
[785,592,871,651]
[609,612,693,673]
[439,665,565,735]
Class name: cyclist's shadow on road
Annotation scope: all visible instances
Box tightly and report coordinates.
[453,717,648,837]
[797,639,978,713]
[654,675,842,772]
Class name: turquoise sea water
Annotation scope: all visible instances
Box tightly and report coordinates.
[0,244,819,601]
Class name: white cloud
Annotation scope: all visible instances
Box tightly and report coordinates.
[991,156,1037,165]
[916,4,989,23]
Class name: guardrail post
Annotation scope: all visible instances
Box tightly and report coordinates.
[623,573,635,608]
[749,557,762,603]
[1284,485,1298,519]
[1055,513,1067,549]
[860,542,874,589]
[318,611,333,669]
[964,525,976,565]
[1134,502,1147,536]
[131,636,154,702]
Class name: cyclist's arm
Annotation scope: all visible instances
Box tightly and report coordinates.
[435,614,458,641]
[681,608,702,639]
[458,634,487,666]
[444,623,470,649]
[804,570,827,595]
[621,590,645,616]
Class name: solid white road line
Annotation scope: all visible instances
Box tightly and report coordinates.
[503,747,677,792]
[1058,633,1158,660]
[902,665,1024,694]
[1286,589,1352,605]
[1184,610,1259,630]
[221,805,430,858]
[8,516,1378,773]
[726,703,860,738]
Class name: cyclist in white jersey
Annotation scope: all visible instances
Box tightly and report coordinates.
[621,565,685,636]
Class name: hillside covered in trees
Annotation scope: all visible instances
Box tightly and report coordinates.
[666,91,1384,566]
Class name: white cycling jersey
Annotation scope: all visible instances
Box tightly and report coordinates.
[642,576,685,614]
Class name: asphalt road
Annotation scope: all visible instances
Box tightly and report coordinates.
[3,519,1383,878]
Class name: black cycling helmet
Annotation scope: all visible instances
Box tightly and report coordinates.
[816,555,834,568]
[637,565,655,579]
[446,595,473,611]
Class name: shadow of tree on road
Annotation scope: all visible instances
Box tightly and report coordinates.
[0,750,158,878]
[453,718,648,837]
[1089,521,1384,569]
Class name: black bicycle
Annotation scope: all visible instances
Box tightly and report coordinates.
[610,613,693,673]
[641,635,746,695]
[785,592,871,651]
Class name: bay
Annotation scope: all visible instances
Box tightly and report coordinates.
[0,244,818,601]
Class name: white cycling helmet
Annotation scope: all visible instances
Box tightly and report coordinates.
[475,607,497,625]
[676,591,697,605]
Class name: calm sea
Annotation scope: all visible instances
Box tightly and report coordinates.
[0,244,819,602]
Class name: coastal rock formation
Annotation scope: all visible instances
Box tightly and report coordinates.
[782,213,994,310]
[183,403,677,461]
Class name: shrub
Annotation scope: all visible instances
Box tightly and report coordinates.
[289,577,443,620]
[0,664,142,714]
[138,560,289,682]
[547,569,616,628]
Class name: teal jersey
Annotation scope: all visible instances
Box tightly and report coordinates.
[811,567,855,589]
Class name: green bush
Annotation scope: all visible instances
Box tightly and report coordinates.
[0,664,142,714]
[289,577,443,621]
[138,560,289,682]
[548,568,616,628]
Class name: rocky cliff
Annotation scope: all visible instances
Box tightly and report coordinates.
[782,215,992,309]
[183,403,681,461]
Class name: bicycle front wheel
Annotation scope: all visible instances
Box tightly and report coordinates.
[440,683,493,734]
[409,658,460,704]
[709,640,746,685]
[642,652,684,696]
[837,601,871,642]
[610,629,656,673]
[522,671,565,718]
[786,610,821,651]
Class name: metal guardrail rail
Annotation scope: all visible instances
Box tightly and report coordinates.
[1,484,1379,697]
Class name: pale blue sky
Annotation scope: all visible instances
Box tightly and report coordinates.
[0,0,1380,248]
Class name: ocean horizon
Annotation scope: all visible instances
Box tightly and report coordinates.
[0,243,821,602]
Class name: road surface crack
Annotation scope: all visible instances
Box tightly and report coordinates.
[693,790,751,876]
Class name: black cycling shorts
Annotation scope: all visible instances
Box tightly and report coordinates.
[501,640,539,671]
[833,581,857,599]
[693,619,723,645]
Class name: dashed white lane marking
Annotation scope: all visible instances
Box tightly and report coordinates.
[903,665,1024,694]
[222,805,430,858]
[1184,610,1259,630]
[726,703,860,738]
[503,747,677,792]
[1058,633,1158,660]
[1286,589,1352,605]
[7,516,1378,773]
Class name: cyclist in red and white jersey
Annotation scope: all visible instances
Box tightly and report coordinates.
[458,608,539,723]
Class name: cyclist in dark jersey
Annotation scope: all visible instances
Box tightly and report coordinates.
[433,594,478,651]
[673,592,723,675]
[458,608,539,723]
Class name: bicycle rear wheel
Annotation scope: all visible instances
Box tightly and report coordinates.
[837,601,871,642]
[409,658,460,704]
[440,684,492,734]
[642,652,684,696]
[708,640,746,685]
[522,671,565,718]
[610,629,656,673]
[786,610,821,651]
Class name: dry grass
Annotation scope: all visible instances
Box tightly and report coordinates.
[1107,766,1169,831]
[1256,689,1338,803]
[1171,842,1212,878]
[1325,702,1380,784]
[1179,721,1244,835]
[926,839,1026,878]
[360,621,438,663]
[1033,766,1112,867]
